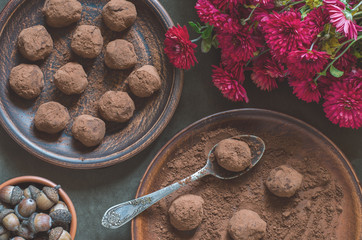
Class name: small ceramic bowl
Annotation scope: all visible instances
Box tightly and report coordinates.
[0,176,77,239]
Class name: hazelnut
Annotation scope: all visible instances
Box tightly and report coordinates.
[2,212,20,232]
[49,227,71,240]
[10,237,25,240]
[0,186,23,205]
[50,201,68,213]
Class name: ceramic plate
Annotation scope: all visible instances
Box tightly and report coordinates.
[0,0,183,168]
[132,108,362,239]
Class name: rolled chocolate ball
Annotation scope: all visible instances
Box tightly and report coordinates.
[72,115,106,147]
[168,194,204,231]
[265,165,303,197]
[127,65,162,98]
[228,209,266,240]
[71,25,103,59]
[34,102,70,134]
[214,138,252,172]
[18,25,53,61]
[102,0,137,32]
[42,0,82,28]
[98,91,135,123]
[9,64,44,99]
[105,39,137,70]
[54,62,88,95]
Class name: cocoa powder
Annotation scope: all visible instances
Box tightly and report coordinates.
[143,128,344,240]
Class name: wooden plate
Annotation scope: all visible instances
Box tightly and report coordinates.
[0,0,183,168]
[132,108,362,239]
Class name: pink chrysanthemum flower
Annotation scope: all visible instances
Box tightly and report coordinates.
[287,48,330,78]
[221,54,246,83]
[334,50,357,72]
[212,66,249,102]
[323,70,362,129]
[251,52,286,91]
[164,25,197,70]
[289,78,321,103]
[195,0,240,33]
[304,6,330,40]
[218,26,257,62]
[262,10,312,62]
[251,0,274,9]
[324,0,362,39]
[212,0,244,14]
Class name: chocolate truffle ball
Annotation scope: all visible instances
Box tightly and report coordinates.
[228,209,266,240]
[18,25,53,61]
[72,115,106,147]
[34,102,70,134]
[102,0,137,32]
[42,0,82,28]
[54,62,88,95]
[127,65,162,98]
[168,194,204,231]
[105,39,137,70]
[98,91,135,123]
[214,138,252,172]
[9,64,44,99]
[265,165,303,197]
[71,25,103,59]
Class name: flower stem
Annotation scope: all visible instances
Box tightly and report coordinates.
[241,4,260,25]
[245,49,271,67]
[279,0,305,13]
[352,2,362,12]
[191,35,202,43]
[314,36,362,82]
[354,11,362,17]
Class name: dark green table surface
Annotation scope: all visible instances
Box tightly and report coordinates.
[0,1,361,239]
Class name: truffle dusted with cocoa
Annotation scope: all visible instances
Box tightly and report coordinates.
[42,0,82,28]
[102,0,137,32]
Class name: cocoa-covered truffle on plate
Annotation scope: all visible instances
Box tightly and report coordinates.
[98,91,135,123]
[168,194,204,231]
[71,25,103,59]
[9,64,44,100]
[127,65,162,98]
[214,138,251,172]
[105,39,137,70]
[72,115,106,147]
[265,165,303,197]
[54,62,88,95]
[228,209,266,240]
[18,25,53,61]
[42,0,82,28]
[102,0,137,32]
[34,102,70,134]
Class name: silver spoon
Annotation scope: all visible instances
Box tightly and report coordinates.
[101,135,265,229]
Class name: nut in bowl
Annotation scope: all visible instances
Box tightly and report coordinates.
[0,176,76,239]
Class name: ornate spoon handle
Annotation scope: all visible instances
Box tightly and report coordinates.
[102,167,209,229]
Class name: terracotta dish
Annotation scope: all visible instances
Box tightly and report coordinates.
[0,175,77,238]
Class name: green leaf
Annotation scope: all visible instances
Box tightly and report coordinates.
[319,70,327,76]
[188,21,201,34]
[201,38,212,53]
[212,34,219,48]
[202,25,213,40]
[329,65,344,78]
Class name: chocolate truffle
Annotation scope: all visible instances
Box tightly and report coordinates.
[9,64,44,99]
[18,25,53,61]
[54,62,88,95]
[34,102,70,134]
[98,91,135,123]
[72,115,106,147]
[265,165,303,197]
[102,0,137,32]
[71,25,103,59]
[228,209,266,240]
[42,0,82,28]
[168,194,204,231]
[127,65,162,98]
[105,39,137,70]
[214,138,252,172]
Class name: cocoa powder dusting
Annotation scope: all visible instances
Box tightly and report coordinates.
[143,128,345,240]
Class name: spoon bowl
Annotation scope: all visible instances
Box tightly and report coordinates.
[206,135,265,179]
[102,134,265,229]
